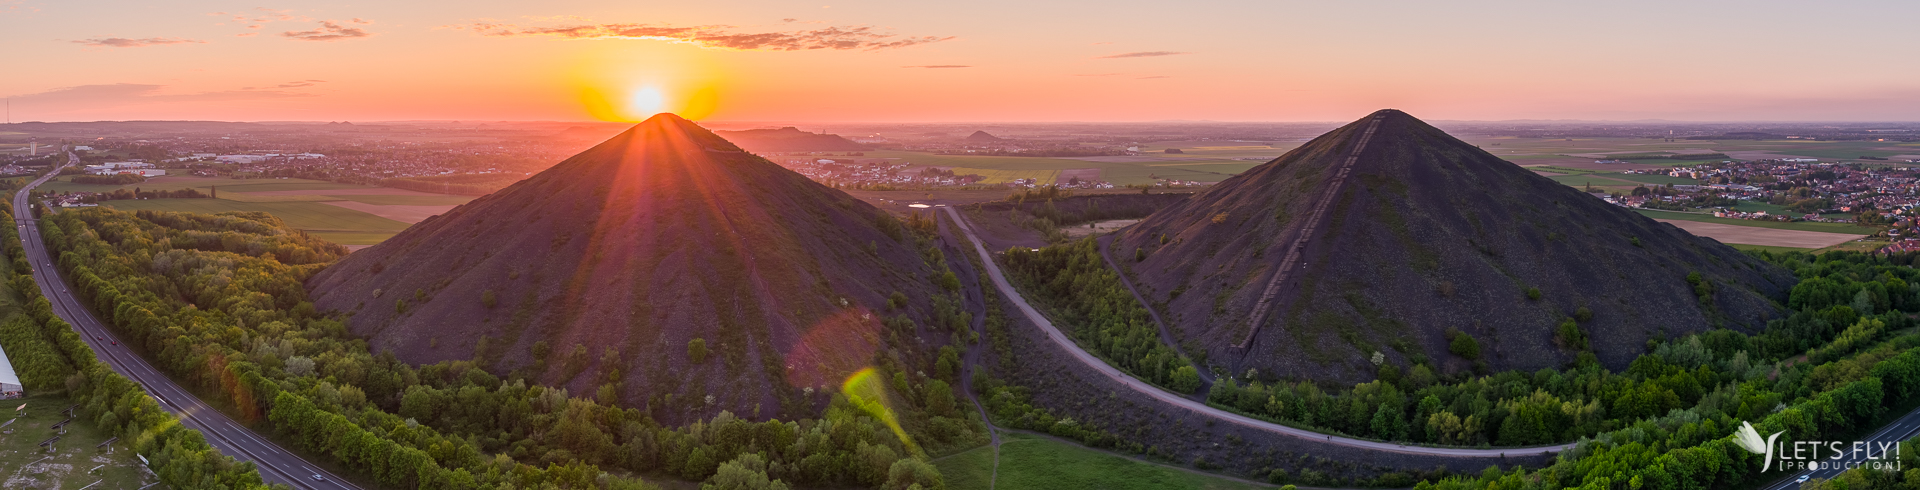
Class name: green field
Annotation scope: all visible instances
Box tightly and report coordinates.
[1603,172,1699,185]
[332,194,474,206]
[97,199,410,245]
[1729,243,1814,254]
[1635,209,1871,234]
[951,168,1063,185]
[1528,165,1609,175]
[42,177,459,246]
[1548,174,1642,187]
[36,176,362,195]
[1729,200,1794,215]
[0,396,164,489]
[935,433,1271,490]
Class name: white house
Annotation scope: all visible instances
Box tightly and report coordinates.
[0,343,22,397]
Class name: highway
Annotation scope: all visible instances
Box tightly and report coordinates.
[12,152,358,489]
[942,204,1574,457]
[1762,403,1920,489]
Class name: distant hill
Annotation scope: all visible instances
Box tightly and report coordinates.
[965,130,1003,143]
[714,126,867,152]
[308,114,946,421]
[1113,109,1794,381]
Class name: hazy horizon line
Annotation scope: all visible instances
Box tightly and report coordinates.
[7,117,1920,126]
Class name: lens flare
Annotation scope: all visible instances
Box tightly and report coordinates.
[785,308,883,390]
[841,367,920,456]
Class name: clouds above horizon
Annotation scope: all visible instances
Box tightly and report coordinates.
[448,21,952,51]
[5,83,319,105]
[1096,51,1189,59]
[283,20,373,41]
[73,37,205,48]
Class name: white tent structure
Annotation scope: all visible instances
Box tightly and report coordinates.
[0,343,22,397]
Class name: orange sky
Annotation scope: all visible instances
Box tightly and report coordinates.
[5,0,1920,122]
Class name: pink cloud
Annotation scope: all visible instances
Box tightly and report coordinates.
[449,21,951,51]
[283,20,372,41]
[74,37,206,48]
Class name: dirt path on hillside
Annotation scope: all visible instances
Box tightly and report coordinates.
[937,210,1001,489]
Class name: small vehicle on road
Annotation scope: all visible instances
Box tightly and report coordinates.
[111,340,118,345]
[1798,474,1812,484]
[312,474,327,482]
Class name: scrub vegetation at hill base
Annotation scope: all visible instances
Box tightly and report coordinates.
[43,204,974,489]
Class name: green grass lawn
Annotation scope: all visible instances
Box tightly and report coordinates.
[1635,209,1871,234]
[0,393,166,489]
[936,433,1272,490]
[933,444,998,490]
[97,199,410,245]
[1729,200,1794,215]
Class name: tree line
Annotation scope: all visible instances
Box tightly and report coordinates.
[70,174,147,185]
[0,198,269,489]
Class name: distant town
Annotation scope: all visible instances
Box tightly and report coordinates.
[1601,159,1920,228]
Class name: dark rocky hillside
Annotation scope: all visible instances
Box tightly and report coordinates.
[715,126,867,152]
[307,114,945,420]
[1112,109,1795,382]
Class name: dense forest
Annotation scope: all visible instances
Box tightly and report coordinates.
[0,196,268,489]
[43,206,971,489]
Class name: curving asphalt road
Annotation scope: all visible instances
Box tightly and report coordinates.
[942,205,1575,457]
[13,152,357,489]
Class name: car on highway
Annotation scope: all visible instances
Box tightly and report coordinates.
[312,474,327,482]
[1798,474,1811,484]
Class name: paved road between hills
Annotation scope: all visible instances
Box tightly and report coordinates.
[1241,113,1384,349]
[941,205,1573,458]
[1761,402,1920,490]
[13,153,356,489]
